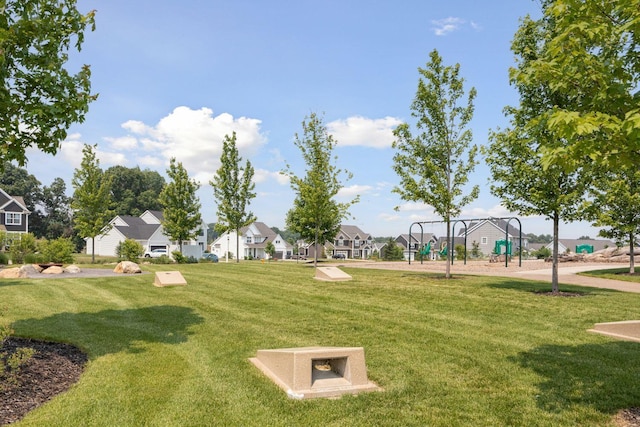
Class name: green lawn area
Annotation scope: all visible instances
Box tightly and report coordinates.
[2,262,640,426]
[579,267,640,283]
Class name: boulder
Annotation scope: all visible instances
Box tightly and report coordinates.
[20,264,41,275]
[114,261,142,274]
[65,265,81,274]
[42,266,65,274]
[0,267,27,278]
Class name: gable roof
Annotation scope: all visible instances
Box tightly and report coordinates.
[0,188,30,213]
[337,225,371,240]
[460,218,523,238]
[112,215,161,240]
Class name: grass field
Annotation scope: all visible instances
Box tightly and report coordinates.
[580,267,640,284]
[2,261,640,426]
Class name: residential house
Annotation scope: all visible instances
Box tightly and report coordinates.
[396,233,438,261]
[86,210,207,258]
[210,222,293,260]
[0,188,30,235]
[332,225,373,259]
[456,218,529,256]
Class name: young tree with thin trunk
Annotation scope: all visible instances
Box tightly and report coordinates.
[392,49,479,279]
[158,158,203,254]
[0,1,97,165]
[283,113,358,267]
[211,132,256,263]
[71,144,113,263]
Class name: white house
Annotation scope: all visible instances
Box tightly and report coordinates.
[85,210,207,258]
[210,221,292,260]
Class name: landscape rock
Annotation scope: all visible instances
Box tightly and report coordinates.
[42,266,65,275]
[65,265,81,274]
[0,267,27,278]
[20,264,41,275]
[113,261,142,274]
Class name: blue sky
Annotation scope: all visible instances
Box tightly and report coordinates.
[24,0,602,239]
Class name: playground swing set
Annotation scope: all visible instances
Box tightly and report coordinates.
[408,216,523,268]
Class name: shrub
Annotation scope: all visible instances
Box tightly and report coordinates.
[0,252,8,265]
[149,255,172,264]
[534,247,552,259]
[1,311,35,390]
[454,244,466,261]
[9,233,37,264]
[117,239,144,261]
[38,238,75,264]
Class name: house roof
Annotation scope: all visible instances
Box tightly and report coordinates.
[460,218,523,239]
[113,215,161,240]
[338,225,371,240]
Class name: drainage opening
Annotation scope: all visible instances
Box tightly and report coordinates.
[311,357,350,388]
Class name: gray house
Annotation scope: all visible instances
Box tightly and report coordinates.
[457,218,528,256]
[0,188,30,234]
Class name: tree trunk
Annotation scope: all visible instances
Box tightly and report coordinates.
[629,232,635,275]
[313,227,319,268]
[552,213,559,293]
[91,236,96,264]
[236,229,240,263]
[445,220,451,279]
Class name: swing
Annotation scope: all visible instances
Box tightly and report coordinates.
[420,242,431,256]
[439,242,448,256]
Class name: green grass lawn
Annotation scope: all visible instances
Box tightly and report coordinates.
[2,262,640,426]
[579,267,640,283]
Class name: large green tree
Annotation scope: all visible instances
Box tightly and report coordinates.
[71,144,113,262]
[0,1,97,164]
[283,113,358,266]
[211,132,256,263]
[392,49,479,278]
[40,177,73,239]
[158,158,202,254]
[484,10,588,293]
[104,165,165,216]
[518,0,640,171]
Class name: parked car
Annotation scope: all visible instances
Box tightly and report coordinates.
[332,253,346,259]
[144,248,168,258]
[201,253,219,263]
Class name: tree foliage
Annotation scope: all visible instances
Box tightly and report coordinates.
[392,49,478,278]
[158,158,202,252]
[382,237,404,261]
[0,0,97,164]
[517,0,640,171]
[71,144,113,262]
[283,113,358,266]
[211,132,256,262]
[105,166,165,216]
[484,9,588,292]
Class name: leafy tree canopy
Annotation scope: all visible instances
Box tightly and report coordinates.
[0,1,97,164]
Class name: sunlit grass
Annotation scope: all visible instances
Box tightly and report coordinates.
[2,262,639,426]
[579,267,640,283]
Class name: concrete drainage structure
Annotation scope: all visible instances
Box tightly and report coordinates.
[250,346,380,399]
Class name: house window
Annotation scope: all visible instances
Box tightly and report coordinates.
[246,236,252,244]
[481,237,488,245]
[5,213,21,226]
[275,239,280,244]
[354,240,360,247]
[338,239,343,246]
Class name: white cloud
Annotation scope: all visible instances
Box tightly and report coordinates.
[338,184,373,198]
[60,135,128,169]
[431,17,466,36]
[328,116,402,148]
[105,135,138,150]
[110,106,267,182]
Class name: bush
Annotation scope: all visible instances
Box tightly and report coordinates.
[534,247,552,259]
[0,252,8,265]
[149,255,172,264]
[38,238,75,264]
[117,239,144,261]
[9,233,37,264]
[454,244,466,261]
[1,311,35,390]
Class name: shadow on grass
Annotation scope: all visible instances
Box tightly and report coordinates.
[511,341,640,416]
[485,278,599,296]
[11,305,204,358]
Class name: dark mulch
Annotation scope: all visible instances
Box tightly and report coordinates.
[1,338,87,425]
[616,408,640,426]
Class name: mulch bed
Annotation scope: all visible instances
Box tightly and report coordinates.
[1,338,87,425]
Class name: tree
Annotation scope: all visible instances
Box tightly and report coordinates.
[382,237,404,261]
[484,13,588,293]
[283,113,358,266]
[585,167,640,274]
[105,166,165,216]
[39,177,73,239]
[158,158,203,253]
[211,132,256,263]
[265,241,275,261]
[71,144,113,263]
[0,1,97,165]
[517,0,640,171]
[392,49,479,278]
